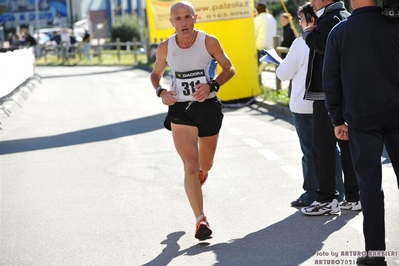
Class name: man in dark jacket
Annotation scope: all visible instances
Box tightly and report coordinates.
[23,32,37,47]
[300,0,361,216]
[279,13,296,58]
[324,0,399,264]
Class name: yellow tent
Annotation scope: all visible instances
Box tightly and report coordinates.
[145,0,260,102]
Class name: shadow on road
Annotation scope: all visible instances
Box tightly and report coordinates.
[142,210,361,266]
[0,113,166,155]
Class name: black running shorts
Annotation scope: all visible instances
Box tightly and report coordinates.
[164,97,223,137]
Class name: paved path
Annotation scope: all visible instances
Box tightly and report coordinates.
[1,67,398,266]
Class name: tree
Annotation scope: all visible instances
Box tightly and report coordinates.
[110,15,143,43]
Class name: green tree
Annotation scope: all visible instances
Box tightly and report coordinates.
[110,15,143,43]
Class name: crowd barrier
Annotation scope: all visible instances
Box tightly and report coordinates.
[0,47,40,129]
[0,48,35,98]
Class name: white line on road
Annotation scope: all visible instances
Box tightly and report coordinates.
[227,128,244,136]
[258,149,281,161]
[242,138,263,148]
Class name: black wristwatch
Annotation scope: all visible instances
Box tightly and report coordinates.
[208,79,220,92]
[156,86,165,97]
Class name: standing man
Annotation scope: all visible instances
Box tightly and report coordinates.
[324,0,399,264]
[254,2,277,84]
[82,28,92,60]
[254,2,277,58]
[300,0,361,216]
[150,1,235,240]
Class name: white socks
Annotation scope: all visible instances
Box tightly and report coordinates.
[196,215,204,223]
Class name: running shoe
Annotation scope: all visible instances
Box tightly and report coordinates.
[301,199,341,216]
[195,216,212,240]
[199,170,208,186]
[291,199,308,207]
[340,200,362,211]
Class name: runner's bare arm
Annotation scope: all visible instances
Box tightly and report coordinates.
[205,35,236,85]
[150,41,168,90]
[150,40,177,105]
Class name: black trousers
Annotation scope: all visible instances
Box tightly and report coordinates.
[312,101,359,202]
[349,111,399,252]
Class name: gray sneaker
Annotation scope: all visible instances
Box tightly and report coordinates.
[301,199,341,216]
[340,200,362,211]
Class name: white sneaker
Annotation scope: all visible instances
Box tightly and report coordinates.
[340,200,362,211]
[301,199,341,216]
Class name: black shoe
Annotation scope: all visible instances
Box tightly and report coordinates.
[291,199,308,207]
[356,256,386,266]
[195,216,212,241]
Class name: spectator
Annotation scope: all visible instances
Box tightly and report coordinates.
[255,2,277,84]
[53,13,64,27]
[50,31,61,56]
[22,32,37,47]
[82,28,92,60]
[276,3,317,207]
[275,3,344,207]
[60,28,71,60]
[323,0,399,264]
[69,31,77,57]
[279,13,296,58]
[254,2,277,60]
[300,0,360,216]
[7,33,13,47]
[8,33,20,48]
[50,31,61,45]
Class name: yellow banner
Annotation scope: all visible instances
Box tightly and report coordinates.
[151,0,253,30]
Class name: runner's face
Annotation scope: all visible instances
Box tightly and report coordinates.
[169,5,197,37]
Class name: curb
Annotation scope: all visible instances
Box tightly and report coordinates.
[254,97,292,117]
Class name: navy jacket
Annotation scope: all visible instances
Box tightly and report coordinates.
[323,6,399,128]
[303,1,350,101]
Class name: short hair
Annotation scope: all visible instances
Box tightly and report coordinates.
[280,12,292,19]
[170,1,196,17]
[298,2,317,23]
[256,3,267,13]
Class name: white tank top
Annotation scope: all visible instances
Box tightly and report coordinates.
[166,30,217,102]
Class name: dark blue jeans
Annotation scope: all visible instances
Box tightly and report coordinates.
[293,112,345,205]
[293,113,318,205]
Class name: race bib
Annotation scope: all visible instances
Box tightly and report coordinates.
[174,69,207,101]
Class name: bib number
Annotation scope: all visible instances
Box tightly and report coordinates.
[182,80,201,95]
[175,69,207,98]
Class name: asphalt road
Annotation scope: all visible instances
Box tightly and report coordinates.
[1,66,398,266]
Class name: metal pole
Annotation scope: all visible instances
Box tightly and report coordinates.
[35,0,40,57]
[137,0,146,54]
[69,0,74,29]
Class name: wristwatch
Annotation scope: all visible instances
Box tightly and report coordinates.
[156,86,165,97]
[208,80,220,92]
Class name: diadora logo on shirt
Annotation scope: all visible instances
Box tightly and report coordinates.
[175,69,205,79]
